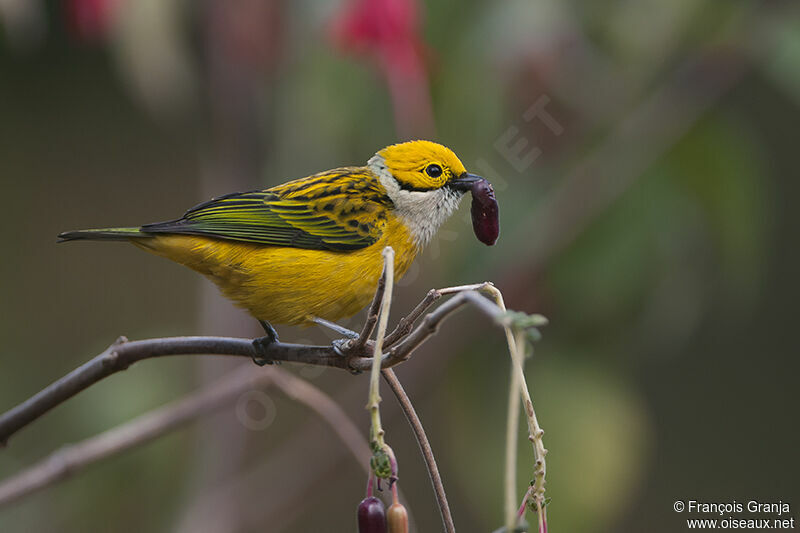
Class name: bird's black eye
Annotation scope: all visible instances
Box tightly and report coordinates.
[425,164,443,178]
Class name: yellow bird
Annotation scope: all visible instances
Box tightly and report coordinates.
[59,140,490,345]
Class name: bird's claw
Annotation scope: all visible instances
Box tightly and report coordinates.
[332,338,352,357]
[253,321,280,366]
[331,338,364,375]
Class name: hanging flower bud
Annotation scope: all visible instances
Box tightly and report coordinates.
[386,502,409,533]
[358,496,388,533]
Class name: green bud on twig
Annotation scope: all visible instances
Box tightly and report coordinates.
[499,311,548,329]
[370,448,393,479]
[526,328,542,343]
[528,496,552,514]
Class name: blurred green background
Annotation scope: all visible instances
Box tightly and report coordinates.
[1,1,798,531]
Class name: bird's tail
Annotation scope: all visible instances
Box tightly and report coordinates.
[57,227,150,243]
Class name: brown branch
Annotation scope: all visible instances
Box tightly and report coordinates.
[0,336,366,446]
[382,368,455,533]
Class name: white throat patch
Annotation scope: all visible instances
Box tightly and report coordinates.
[368,154,465,247]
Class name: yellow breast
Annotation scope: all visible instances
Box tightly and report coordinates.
[133,213,418,326]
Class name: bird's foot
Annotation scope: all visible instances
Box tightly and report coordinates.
[310,316,365,372]
[252,320,281,366]
[331,338,371,375]
[332,338,352,357]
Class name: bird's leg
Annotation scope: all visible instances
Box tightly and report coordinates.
[310,316,360,339]
[252,320,281,366]
[309,316,360,362]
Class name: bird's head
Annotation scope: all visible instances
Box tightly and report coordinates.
[368,140,484,246]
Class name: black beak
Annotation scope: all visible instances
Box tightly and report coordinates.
[448,172,483,192]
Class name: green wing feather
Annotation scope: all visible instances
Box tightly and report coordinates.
[140,169,392,252]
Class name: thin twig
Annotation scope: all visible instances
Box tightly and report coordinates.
[505,359,522,528]
[516,485,535,522]
[383,283,493,347]
[385,290,503,366]
[481,287,547,532]
[384,288,440,347]
[352,262,388,353]
[382,369,455,533]
[367,247,395,460]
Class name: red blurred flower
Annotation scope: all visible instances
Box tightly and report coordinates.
[331,0,435,138]
[64,0,120,42]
